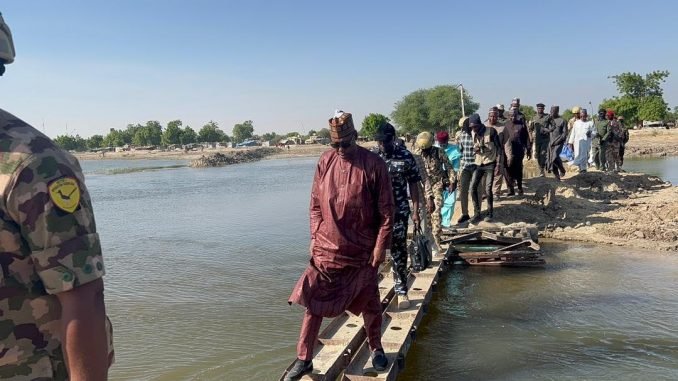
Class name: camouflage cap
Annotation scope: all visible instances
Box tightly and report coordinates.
[415,131,433,149]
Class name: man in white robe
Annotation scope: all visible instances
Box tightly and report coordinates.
[567,109,595,172]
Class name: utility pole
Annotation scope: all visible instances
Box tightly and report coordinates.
[451,84,466,134]
[459,84,466,118]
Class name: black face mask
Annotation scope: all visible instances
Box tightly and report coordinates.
[380,140,395,155]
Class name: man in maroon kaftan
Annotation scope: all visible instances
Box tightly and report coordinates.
[285,110,394,380]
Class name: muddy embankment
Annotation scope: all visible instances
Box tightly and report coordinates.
[189,148,282,168]
[624,128,678,157]
[489,170,677,251]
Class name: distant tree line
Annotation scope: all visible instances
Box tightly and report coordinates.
[53,118,333,152]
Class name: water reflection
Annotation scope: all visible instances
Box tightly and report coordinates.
[399,241,678,380]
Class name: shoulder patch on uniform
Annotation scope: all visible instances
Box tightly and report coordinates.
[48,177,81,213]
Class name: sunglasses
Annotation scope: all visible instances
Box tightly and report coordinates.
[330,141,353,149]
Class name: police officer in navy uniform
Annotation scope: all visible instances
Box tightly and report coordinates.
[373,123,421,309]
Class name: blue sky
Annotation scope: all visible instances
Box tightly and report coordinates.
[2,0,677,138]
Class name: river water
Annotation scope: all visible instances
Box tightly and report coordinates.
[79,157,678,381]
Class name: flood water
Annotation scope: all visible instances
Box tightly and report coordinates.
[79,157,678,381]
[624,157,678,185]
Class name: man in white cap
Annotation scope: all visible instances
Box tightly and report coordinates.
[567,109,595,173]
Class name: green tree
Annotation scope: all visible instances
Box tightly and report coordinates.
[562,109,574,122]
[162,119,183,146]
[666,106,678,123]
[360,113,390,140]
[128,121,162,147]
[181,126,197,144]
[317,128,330,139]
[638,96,669,121]
[609,70,670,98]
[602,70,671,124]
[600,96,640,125]
[54,134,87,151]
[87,134,104,149]
[232,120,254,143]
[308,129,317,136]
[122,123,142,145]
[519,105,536,121]
[391,85,480,136]
[145,120,163,146]
[103,128,125,147]
[261,132,280,143]
[199,120,227,142]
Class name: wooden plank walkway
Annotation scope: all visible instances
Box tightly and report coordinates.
[280,263,397,381]
[281,223,542,381]
[341,259,444,381]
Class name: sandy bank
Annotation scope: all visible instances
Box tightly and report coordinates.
[482,171,677,252]
[624,128,678,158]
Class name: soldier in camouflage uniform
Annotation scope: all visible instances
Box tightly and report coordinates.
[414,132,456,255]
[0,13,113,380]
[374,123,420,309]
[529,103,552,177]
[592,109,610,170]
[604,111,624,172]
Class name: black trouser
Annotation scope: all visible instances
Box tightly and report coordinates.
[390,211,409,295]
[471,162,495,217]
[551,155,566,179]
[536,140,549,171]
[620,144,626,166]
[508,156,524,192]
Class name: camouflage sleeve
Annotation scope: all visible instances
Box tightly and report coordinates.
[414,154,433,199]
[6,153,105,295]
[404,151,421,184]
[440,149,457,184]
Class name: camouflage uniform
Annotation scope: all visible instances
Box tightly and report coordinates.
[375,145,420,295]
[529,113,552,173]
[414,146,456,252]
[592,118,610,170]
[0,109,113,380]
[605,121,624,171]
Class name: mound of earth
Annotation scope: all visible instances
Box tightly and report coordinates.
[189,148,281,168]
[490,171,677,251]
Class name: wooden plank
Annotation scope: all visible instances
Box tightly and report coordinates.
[341,251,447,381]
[494,240,540,252]
[458,250,542,260]
[279,263,398,381]
[440,231,481,244]
[480,231,523,244]
[467,259,546,267]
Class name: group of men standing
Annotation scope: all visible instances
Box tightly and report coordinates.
[284,100,629,379]
[566,107,629,173]
[454,98,570,224]
[285,110,458,380]
[590,109,629,172]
